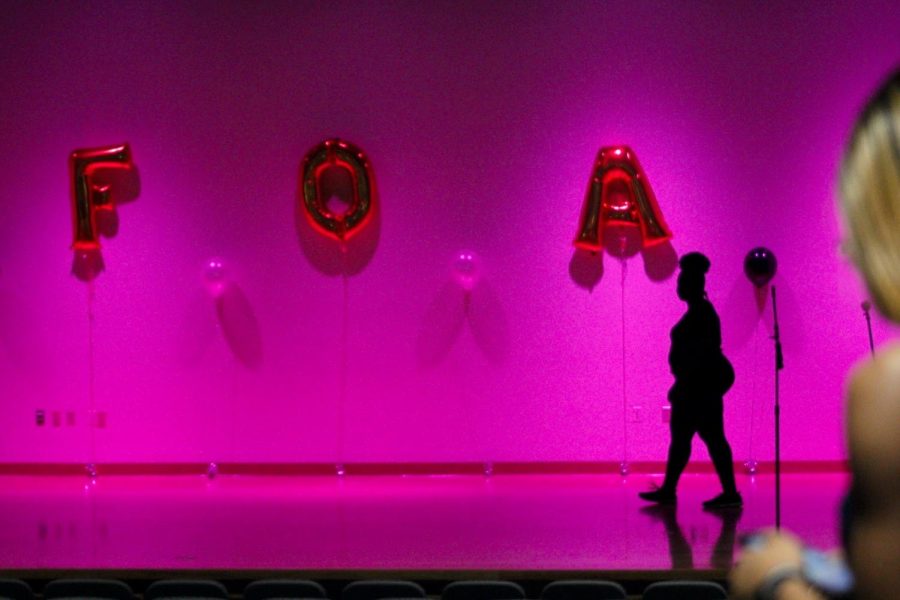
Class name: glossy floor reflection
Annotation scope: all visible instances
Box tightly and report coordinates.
[0,472,847,573]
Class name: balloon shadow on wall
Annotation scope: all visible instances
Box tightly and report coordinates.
[215,282,263,369]
[72,166,141,282]
[722,280,806,354]
[568,225,678,291]
[416,280,510,369]
[722,279,771,351]
[721,249,805,354]
[643,241,678,281]
[568,249,605,291]
[763,279,806,354]
[177,291,219,367]
[293,164,380,276]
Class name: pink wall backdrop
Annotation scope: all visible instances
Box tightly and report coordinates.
[1,1,898,465]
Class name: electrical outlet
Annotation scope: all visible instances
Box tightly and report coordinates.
[630,405,643,423]
[51,411,61,427]
[66,411,76,427]
[35,409,45,426]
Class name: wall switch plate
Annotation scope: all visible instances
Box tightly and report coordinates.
[630,405,643,423]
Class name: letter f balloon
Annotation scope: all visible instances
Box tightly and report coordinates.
[69,143,135,250]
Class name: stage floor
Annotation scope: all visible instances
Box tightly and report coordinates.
[0,472,847,578]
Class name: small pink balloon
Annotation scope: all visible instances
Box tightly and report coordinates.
[452,251,480,292]
[203,258,228,296]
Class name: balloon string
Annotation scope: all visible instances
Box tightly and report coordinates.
[338,246,349,470]
[749,321,759,461]
[620,253,628,467]
[87,281,96,469]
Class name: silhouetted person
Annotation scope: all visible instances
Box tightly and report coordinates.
[639,252,741,508]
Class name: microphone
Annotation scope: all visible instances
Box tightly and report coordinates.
[862,300,874,356]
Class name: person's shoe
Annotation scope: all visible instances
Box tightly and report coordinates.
[702,491,743,509]
[638,487,676,505]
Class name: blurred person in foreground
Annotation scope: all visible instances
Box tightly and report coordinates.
[730,68,900,600]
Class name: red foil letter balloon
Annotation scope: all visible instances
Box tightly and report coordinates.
[300,139,376,243]
[70,143,136,250]
[574,146,672,252]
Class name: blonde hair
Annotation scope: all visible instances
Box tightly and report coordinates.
[839,68,900,321]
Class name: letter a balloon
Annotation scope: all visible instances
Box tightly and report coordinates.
[574,146,672,252]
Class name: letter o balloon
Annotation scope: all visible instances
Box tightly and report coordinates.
[299,139,376,242]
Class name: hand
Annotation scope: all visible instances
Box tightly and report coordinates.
[730,529,804,600]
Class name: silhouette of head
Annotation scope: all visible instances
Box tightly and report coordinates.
[677,252,710,303]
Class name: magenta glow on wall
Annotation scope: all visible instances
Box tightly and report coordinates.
[0,1,899,465]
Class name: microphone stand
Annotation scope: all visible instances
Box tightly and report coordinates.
[862,301,875,356]
[771,285,785,530]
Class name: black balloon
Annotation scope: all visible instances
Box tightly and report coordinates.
[744,247,777,287]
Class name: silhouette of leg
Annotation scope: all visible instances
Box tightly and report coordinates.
[661,407,695,492]
[698,400,738,494]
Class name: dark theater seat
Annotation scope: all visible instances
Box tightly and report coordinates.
[342,581,425,600]
[541,580,627,600]
[641,581,727,600]
[44,579,134,600]
[441,581,526,600]
[144,581,228,600]
[245,580,327,600]
[0,579,33,600]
